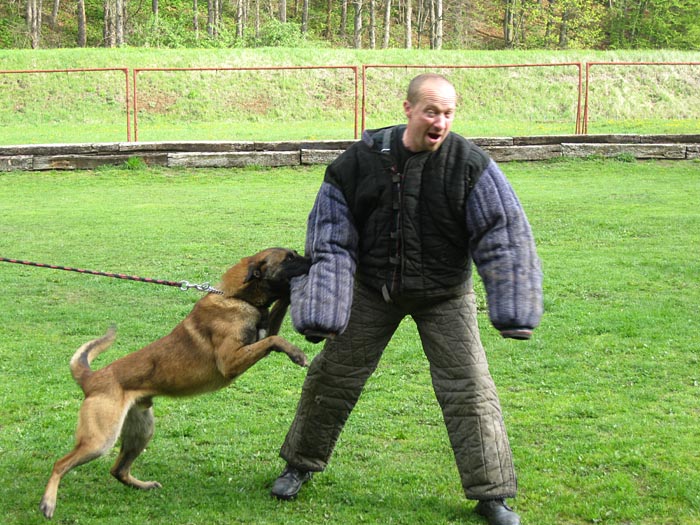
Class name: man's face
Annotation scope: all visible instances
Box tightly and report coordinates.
[402,79,456,153]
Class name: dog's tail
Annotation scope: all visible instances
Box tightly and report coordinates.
[69,325,117,388]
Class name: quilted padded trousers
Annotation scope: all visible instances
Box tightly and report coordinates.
[280,281,517,500]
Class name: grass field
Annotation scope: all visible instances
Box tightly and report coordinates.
[1,157,699,524]
[1,48,699,144]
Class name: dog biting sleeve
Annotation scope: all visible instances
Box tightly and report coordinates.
[290,181,358,340]
[466,160,543,336]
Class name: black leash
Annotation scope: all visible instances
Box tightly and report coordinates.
[0,257,224,295]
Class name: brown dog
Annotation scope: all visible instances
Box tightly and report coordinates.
[39,247,311,519]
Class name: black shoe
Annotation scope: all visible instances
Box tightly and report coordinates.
[474,499,521,525]
[270,465,313,500]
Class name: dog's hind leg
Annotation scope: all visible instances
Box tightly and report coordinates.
[110,399,162,491]
[40,395,126,519]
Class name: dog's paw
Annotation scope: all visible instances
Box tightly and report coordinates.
[39,497,56,519]
[287,349,309,367]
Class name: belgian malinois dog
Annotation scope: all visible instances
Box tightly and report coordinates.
[40,248,311,519]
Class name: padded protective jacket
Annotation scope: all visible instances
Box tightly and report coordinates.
[290,125,543,338]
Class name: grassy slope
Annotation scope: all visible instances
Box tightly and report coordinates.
[1,48,699,143]
[0,158,699,524]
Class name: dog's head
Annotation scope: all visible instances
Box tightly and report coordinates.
[221,248,311,306]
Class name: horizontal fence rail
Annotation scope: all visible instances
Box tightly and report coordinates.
[1,62,699,145]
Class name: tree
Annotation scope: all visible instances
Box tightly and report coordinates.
[103,0,126,47]
[26,0,43,48]
[431,0,443,49]
[405,0,412,48]
[49,0,60,30]
[368,0,376,48]
[340,0,348,40]
[382,0,391,48]
[279,0,286,22]
[77,0,87,46]
[236,0,245,37]
[324,0,333,38]
[301,0,309,33]
[353,0,363,47]
[207,0,222,37]
[193,0,199,38]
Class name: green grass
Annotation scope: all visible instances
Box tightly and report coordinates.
[0,48,699,144]
[1,158,700,524]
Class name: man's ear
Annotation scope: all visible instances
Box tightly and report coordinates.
[244,261,263,283]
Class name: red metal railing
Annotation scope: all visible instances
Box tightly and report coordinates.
[4,62,700,144]
[362,62,585,135]
[132,65,359,142]
[583,61,700,134]
[0,67,131,142]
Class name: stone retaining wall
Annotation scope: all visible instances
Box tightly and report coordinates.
[1,134,699,171]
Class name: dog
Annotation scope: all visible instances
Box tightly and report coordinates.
[39,247,311,519]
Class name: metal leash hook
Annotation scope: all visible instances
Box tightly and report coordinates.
[179,281,225,295]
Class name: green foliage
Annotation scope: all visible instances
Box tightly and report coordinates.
[607,0,700,50]
[123,156,148,170]
[1,0,700,50]
[246,19,307,48]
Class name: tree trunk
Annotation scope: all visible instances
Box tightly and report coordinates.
[77,0,87,46]
[193,0,199,38]
[324,0,332,38]
[207,0,217,37]
[152,0,158,16]
[353,0,363,48]
[504,0,515,47]
[301,0,309,33]
[382,0,390,48]
[255,0,260,38]
[340,0,348,40]
[49,0,59,30]
[279,0,286,22]
[405,0,411,48]
[368,0,375,48]
[104,0,115,46]
[415,0,426,48]
[236,0,244,37]
[433,0,442,49]
[26,0,43,49]
[115,0,124,45]
[558,5,573,49]
[103,0,126,46]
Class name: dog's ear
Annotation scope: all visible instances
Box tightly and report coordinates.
[244,261,264,283]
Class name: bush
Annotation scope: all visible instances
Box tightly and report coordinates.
[247,19,305,47]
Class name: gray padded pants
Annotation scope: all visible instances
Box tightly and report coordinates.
[280,281,517,500]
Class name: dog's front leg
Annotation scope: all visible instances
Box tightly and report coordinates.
[216,336,308,380]
[267,297,290,336]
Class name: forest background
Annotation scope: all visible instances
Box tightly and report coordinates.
[5,0,700,51]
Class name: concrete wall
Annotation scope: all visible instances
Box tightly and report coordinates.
[1,134,699,171]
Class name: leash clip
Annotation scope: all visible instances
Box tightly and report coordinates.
[179,281,224,295]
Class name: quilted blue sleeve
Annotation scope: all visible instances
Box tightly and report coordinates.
[290,181,358,340]
[466,160,543,337]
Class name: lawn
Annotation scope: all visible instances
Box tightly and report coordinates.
[0,158,699,524]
